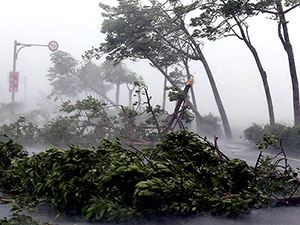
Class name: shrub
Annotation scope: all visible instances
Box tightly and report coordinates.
[244,123,300,151]
[244,123,264,143]
[281,125,300,151]
[264,124,287,139]
[0,212,40,225]
[0,135,27,180]
[41,116,80,145]
[0,117,41,146]
[199,113,222,137]
[244,123,287,144]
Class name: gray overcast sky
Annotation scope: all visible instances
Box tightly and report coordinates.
[0,0,104,103]
[0,0,299,131]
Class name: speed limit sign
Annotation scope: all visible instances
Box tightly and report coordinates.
[48,41,59,52]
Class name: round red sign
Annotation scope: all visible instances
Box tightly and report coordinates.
[48,41,59,52]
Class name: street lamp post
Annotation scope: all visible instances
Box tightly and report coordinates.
[11,40,17,103]
[10,40,58,102]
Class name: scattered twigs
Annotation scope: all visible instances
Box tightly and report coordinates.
[279,139,288,170]
[213,136,230,161]
[172,105,188,131]
[44,213,60,225]
[129,145,155,169]
[254,151,263,171]
[120,105,135,136]
[164,77,193,135]
[144,88,164,142]
[125,148,147,167]
[220,194,239,200]
[270,193,281,201]
[0,198,10,204]
[286,182,300,204]
[254,136,300,205]
[0,195,20,204]
[261,135,288,170]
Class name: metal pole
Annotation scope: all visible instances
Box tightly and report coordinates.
[24,76,27,99]
[12,40,17,103]
[10,40,58,103]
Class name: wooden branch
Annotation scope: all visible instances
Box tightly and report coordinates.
[164,77,193,134]
[278,21,287,51]
[172,104,189,131]
[220,194,239,200]
[120,105,135,136]
[214,136,230,161]
[154,29,199,60]
[129,145,156,168]
[45,213,61,225]
[73,73,115,105]
[254,151,263,171]
[275,195,300,206]
[255,8,278,15]
[144,88,164,141]
[279,139,288,169]
[283,3,300,14]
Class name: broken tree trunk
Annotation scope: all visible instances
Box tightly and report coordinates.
[163,77,194,135]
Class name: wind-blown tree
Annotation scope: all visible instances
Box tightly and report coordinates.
[249,0,300,125]
[78,60,113,103]
[48,50,80,99]
[189,0,276,125]
[126,75,144,107]
[0,102,25,125]
[100,61,138,105]
[167,67,191,102]
[182,57,199,115]
[86,0,226,137]
[158,0,233,138]
[143,0,234,138]
[48,51,114,104]
[162,68,168,110]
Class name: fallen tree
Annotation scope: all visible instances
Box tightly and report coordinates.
[0,131,299,222]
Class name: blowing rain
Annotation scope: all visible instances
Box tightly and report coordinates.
[0,0,300,224]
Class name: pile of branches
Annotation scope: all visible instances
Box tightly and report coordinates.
[0,131,299,222]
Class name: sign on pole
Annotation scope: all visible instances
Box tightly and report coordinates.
[9,72,19,93]
[48,41,59,52]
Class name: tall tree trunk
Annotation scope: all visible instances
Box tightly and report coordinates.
[198,52,233,139]
[116,83,120,105]
[248,45,275,125]
[232,16,275,125]
[276,0,300,125]
[74,73,115,105]
[179,19,233,139]
[126,83,134,107]
[148,57,204,127]
[182,58,202,134]
[162,67,168,110]
[129,89,133,107]
[165,81,192,134]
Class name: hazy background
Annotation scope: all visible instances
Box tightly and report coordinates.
[0,0,299,134]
